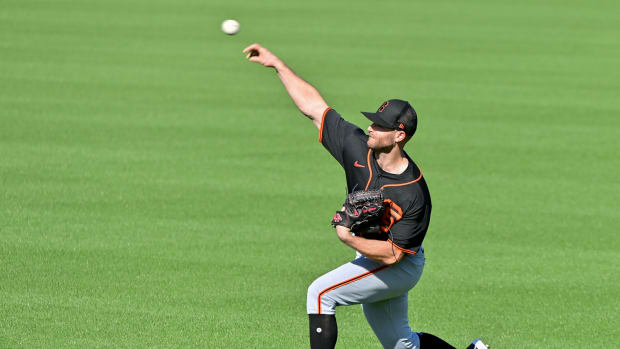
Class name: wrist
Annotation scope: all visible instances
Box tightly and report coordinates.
[273,60,286,72]
[336,226,353,242]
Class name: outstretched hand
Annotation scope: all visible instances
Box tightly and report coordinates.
[243,43,281,68]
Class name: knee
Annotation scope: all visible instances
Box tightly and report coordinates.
[306,280,321,314]
[306,279,335,315]
[307,279,320,300]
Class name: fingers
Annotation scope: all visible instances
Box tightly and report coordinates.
[243,43,262,61]
[242,43,277,67]
[242,43,261,53]
[245,50,259,62]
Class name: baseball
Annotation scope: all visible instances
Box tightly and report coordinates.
[221,19,240,35]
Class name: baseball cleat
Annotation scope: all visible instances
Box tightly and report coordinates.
[467,338,489,349]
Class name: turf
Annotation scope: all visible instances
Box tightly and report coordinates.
[1,0,619,348]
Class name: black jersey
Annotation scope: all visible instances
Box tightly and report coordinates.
[319,108,432,254]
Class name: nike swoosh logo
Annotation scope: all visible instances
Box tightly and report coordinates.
[354,161,366,168]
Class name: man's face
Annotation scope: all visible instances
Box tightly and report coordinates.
[367,123,399,150]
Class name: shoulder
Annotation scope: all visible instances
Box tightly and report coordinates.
[321,108,368,143]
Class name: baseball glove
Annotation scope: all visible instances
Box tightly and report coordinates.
[331,189,385,233]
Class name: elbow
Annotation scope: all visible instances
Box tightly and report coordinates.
[299,100,328,118]
[381,250,405,266]
[298,106,313,117]
[381,256,399,266]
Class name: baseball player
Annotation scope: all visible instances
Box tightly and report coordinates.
[243,43,489,349]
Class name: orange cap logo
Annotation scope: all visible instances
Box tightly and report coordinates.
[399,123,405,129]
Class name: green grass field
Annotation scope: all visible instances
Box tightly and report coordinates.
[2,0,619,347]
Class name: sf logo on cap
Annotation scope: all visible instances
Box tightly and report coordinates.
[378,101,389,112]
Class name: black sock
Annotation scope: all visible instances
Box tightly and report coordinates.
[309,314,337,349]
[417,332,457,349]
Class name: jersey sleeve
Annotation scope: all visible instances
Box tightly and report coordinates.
[388,192,432,254]
[319,108,367,166]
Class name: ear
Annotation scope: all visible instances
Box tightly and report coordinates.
[394,130,407,143]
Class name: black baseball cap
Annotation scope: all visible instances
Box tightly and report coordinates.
[361,99,418,136]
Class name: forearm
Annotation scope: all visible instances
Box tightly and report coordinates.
[273,61,328,128]
[244,44,328,128]
[336,228,403,265]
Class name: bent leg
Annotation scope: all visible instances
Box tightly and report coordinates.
[306,254,424,348]
[307,256,417,315]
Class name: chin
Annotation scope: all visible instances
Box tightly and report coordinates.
[370,142,394,153]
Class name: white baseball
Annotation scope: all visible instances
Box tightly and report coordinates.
[221,19,240,35]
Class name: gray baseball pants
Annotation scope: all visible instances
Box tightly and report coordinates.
[307,248,425,349]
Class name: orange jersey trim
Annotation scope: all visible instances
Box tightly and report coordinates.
[380,167,423,190]
[384,199,403,219]
[317,264,389,314]
[387,239,419,255]
[380,199,403,233]
[364,149,373,190]
[318,107,331,143]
